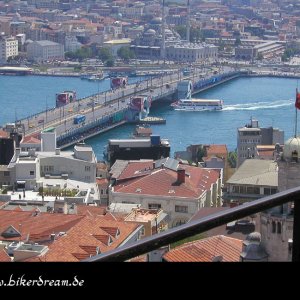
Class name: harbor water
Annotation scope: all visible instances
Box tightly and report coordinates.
[0,75,298,159]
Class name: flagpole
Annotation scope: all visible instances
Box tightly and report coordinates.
[296,88,298,138]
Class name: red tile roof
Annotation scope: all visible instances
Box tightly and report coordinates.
[96,178,109,188]
[163,235,243,262]
[0,130,9,139]
[0,249,11,262]
[0,210,84,243]
[76,205,107,216]
[205,144,228,157]
[38,215,140,262]
[114,166,220,199]
[117,161,154,181]
[21,135,41,144]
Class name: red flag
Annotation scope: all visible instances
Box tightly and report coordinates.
[296,92,300,110]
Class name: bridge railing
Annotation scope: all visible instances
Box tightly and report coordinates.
[83,186,300,262]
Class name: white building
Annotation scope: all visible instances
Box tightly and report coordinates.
[165,43,218,62]
[26,40,64,62]
[8,130,97,192]
[0,35,18,63]
[109,159,222,227]
[118,6,144,18]
[64,35,81,53]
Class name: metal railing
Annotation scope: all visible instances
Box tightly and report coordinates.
[83,186,300,262]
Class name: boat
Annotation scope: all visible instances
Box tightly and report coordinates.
[171,99,223,111]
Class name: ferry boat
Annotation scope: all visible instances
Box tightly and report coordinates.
[171,99,223,111]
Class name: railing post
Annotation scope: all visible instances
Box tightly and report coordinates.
[292,198,300,261]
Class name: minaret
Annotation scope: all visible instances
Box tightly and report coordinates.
[161,0,166,60]
[187,0,190,43]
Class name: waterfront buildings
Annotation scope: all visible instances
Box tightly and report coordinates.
[0,35,18,63]
[165,43,218,63]
[26,40,64,62]
[237,117,284,167]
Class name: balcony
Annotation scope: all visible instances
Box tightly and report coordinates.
[83,186,300,262]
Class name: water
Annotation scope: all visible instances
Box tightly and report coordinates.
[0,75,298,160]
[0,75,144,123]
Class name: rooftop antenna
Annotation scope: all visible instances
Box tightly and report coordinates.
[295,88,300,138]
[161,0,166,62]
[187,0,190,43]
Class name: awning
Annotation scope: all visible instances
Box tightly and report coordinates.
[17,181,26,184]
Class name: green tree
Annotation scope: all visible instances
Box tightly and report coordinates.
[105,58,115,67]
[174,25,186,39]
[197,146,207,162]
[234,37,241,47]
[117,46,135,61]
[98,47,113,62]
[227,151,237,168]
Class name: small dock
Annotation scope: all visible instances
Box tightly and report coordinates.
[132,117,166,125]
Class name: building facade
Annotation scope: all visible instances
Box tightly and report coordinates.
[26,40,64,62]
[237,118,284,167]
[165,43,218,62]
[260,136,300,261]
[0,35,18,63]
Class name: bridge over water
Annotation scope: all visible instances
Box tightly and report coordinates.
[15,67,243,149]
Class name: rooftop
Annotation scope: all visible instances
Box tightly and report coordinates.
[163,235,243,262]
[125,208,161,223]
[226,159,278,187]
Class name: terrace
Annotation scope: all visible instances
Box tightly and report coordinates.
[84,186,300,262]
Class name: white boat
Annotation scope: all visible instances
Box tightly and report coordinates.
[171,98,223,111]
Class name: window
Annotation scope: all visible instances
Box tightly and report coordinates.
[175,205,188,213]
[140,227,145,236]
[30,171,34,176]
[148,203,161,210]
[272,221,276,233]
[277,222,282,234]
[85,166,91,172]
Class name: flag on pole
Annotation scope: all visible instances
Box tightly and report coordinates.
[295,90,300,109]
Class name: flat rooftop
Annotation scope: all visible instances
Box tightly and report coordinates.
[125,209,160,223]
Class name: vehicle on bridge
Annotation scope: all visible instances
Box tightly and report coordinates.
[56,91,76,108]
[110,77,128,89]
[74,115,86,124]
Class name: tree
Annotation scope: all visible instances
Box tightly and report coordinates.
[174,25,186,39]
[227,151,237,168]
[117,46,135,61]
[234,37,241,47]
[65,47,92,61]
[98,47,113,62]
[105,58,115,67]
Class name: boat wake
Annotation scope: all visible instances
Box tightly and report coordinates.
[223,100,293,111]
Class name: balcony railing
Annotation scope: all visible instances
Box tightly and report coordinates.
[83,186,300,262]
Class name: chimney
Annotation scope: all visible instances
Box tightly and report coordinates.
[177,168,185,184]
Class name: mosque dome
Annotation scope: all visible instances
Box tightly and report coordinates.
[246,232,261,243]
[151,17,162,24]
[283,136,300,160]
[145,29,156,35]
